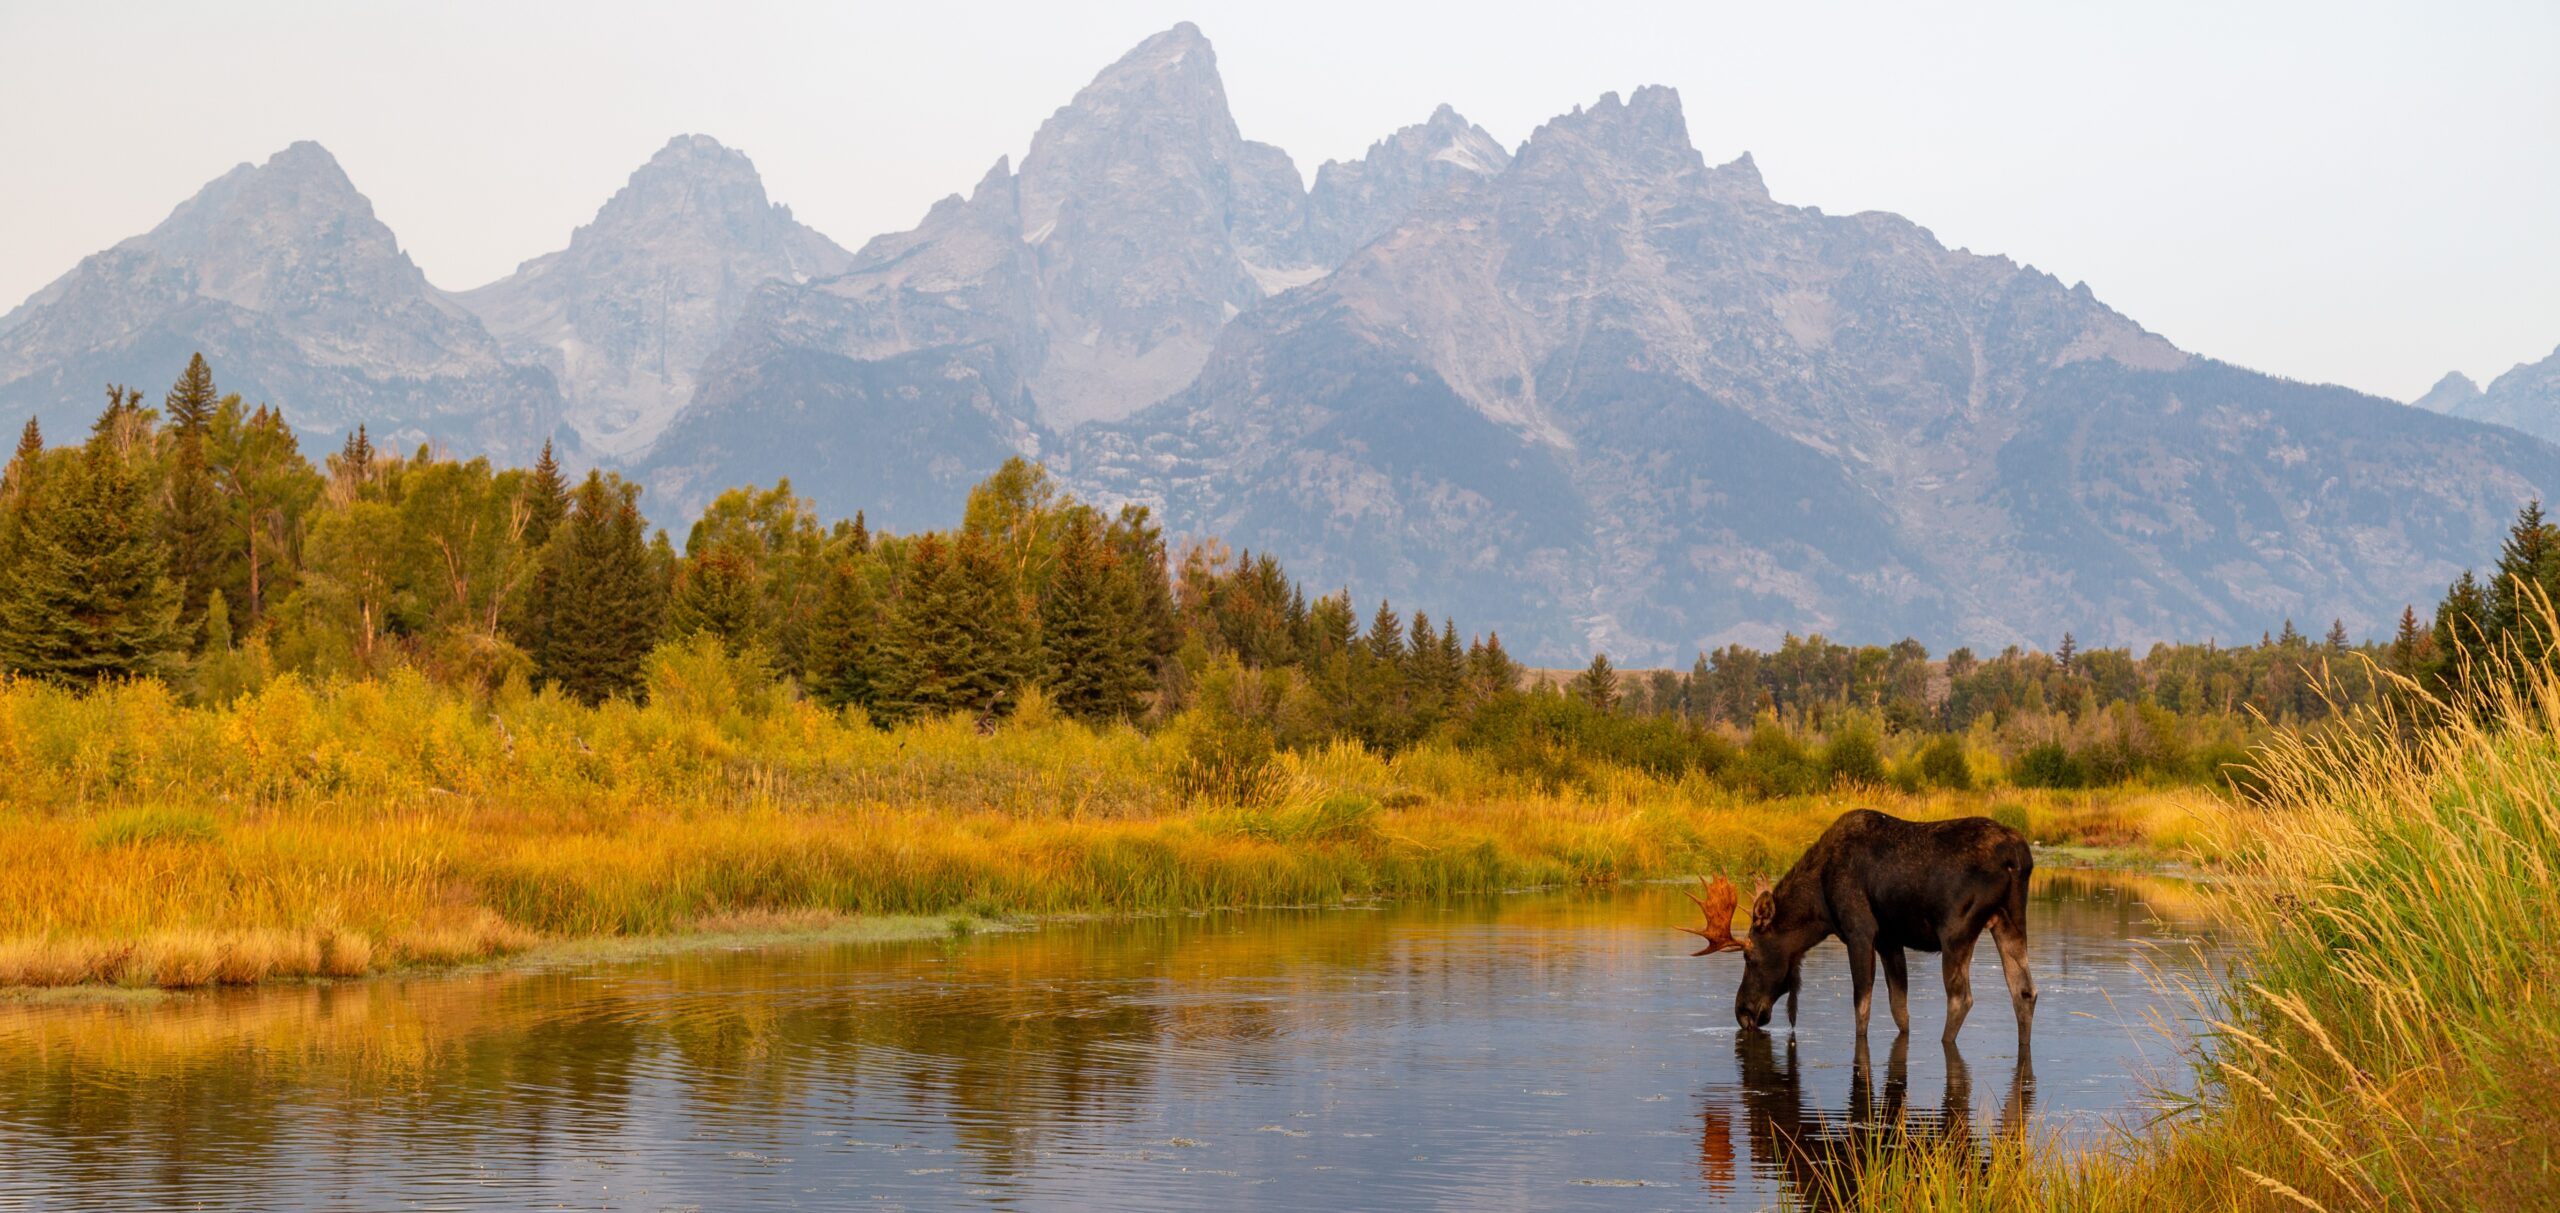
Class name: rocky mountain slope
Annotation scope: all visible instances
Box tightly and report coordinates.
[0,142,561,462]
[1072,86,2560,660]
[455,135,852,457]
[635,22,1512,521]
[2411,344,2560,444]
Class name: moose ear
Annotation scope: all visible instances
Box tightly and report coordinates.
[1750,887,1777,932]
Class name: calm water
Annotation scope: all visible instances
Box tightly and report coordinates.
[0,870,2223,1211]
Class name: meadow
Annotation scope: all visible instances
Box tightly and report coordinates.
[0,643,2220,992]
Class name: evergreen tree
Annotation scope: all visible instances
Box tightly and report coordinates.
[1570,652,1621,711]
[163,353,219,433]
[534,472,661,704]
[1040,512,1147,720]
[0,429,182,683]
[522,439,568,550]
[2324,618,2350,653]
[848,510,871,554]
[2055,632,2077,670]
[1365,600,1405,667]
[1466,631,1521,703]
[806,557,885,710]
[2490,499,2560,663]
[665,545,764,653]
[2429,571,2490,699]
[2390,605,2426,677]
[879,532,1030,719]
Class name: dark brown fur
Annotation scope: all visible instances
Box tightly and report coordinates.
[1734,809,2036,1043]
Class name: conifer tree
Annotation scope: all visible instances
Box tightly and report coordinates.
[522,439,568,550]
[160,360,229,641]
[2490,499,2560,663]
[2055,632,2077,670]
[2324,619,2349,653]
[164,353,219,433]
[879,532,1030,719]
[2430,571,2490,698]
[848,510,871,554]
[665,545,763,653]
[534,472,661,704]
[0,427,182,684]
[1465,631,1522,703]
[1570,653,1621,711]
[2390,605,2426,676]
[1040,513,1146,720]
[806,557,884,710]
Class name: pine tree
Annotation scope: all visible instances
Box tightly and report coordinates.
[2390,605,2425,676]
[2324,619,2349,653]
[533,472,661,704]
[2491,499,2560,664]
[1570,652,1620,711]
[1365,600,1405,666]
[848,510,871,554]
[1040,513,1146,720]
[2055,632,2077,670]
[2429,571,2490,699]
[665,545,764,653]
[879,532,1030,719]
[0,432,182,684]
[522,439,568,550]
[9,419,39,474]
[1466,631,1522,703]
[159,360,228,642]
[806,557,885,710]
[163,353,218,434]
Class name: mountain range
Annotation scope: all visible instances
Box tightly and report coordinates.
[2,22,2553,662]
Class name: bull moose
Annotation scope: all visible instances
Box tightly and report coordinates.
[1682,809,2037,1043]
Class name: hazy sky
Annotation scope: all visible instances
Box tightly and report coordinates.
[2,1,2553,400]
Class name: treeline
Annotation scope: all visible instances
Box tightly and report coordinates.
[3,353,2427,798]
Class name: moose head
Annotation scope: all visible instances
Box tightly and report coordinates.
[1681,874,1801,1031]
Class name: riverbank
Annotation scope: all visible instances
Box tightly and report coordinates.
[0,673,2234,993]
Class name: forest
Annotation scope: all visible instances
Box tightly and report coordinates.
[13,353,2524,803]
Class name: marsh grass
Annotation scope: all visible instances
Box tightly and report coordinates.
[0,669,2212,990]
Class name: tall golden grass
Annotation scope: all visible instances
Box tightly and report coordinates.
[1836,661,2560,1210]
[0,665,2211,990]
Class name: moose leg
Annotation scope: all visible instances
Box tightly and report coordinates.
[1991,913,2038,1044]
[1879,945,1911,1035]
[1846,934,1879,1037]
[1939,934,1977,1045]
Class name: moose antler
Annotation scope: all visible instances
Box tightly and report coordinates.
[1680,875,1745,956]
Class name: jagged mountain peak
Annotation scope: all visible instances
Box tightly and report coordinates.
[454,132,850,457]
[1513,85,1705,183]
[1299,104,1508,265]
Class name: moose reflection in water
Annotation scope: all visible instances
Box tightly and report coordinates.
[1689,809,2039,1043]
[1701,1030,2036,1206]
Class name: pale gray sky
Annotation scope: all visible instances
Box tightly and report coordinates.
[1,1,2553,400]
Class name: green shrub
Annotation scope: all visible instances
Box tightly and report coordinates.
[1916,735,1973,790]
[1823,728,1886,788]
[2013,742,2084,789]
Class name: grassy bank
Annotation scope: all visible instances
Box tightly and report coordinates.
[1840,672,2560,1211]
[0,669,2220,991]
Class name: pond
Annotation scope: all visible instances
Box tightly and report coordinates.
[0,869,2225,1210]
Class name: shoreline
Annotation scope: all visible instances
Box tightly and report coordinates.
[0,848,2197,1009]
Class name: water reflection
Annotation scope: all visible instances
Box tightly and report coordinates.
[1706,1032,2035,1207]
[0,870,2221,1210]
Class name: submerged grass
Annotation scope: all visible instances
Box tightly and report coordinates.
[0,670,2214,990]
[1829,663,2560,1211]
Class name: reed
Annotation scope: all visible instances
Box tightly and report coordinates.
[0,669,2212,990]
